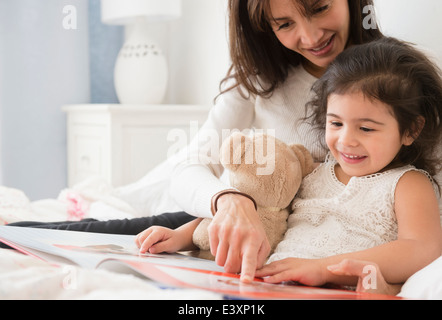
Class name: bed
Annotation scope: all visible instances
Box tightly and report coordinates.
[0,175,441,300]
[0,176,224,300]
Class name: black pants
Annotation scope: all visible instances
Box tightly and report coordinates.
[0,211,195,249]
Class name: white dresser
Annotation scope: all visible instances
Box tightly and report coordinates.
[63,104,210,187]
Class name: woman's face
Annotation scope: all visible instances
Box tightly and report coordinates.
[269,0,350,77]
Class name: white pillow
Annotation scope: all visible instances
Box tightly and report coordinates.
[398,256,442,300]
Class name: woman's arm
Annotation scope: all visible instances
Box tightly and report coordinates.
[256,171,442,287]
[169,82,270,280]
[170,80,256,218]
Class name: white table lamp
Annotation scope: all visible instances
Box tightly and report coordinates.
[101,0,181,104]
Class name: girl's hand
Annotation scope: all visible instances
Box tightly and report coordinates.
[327,259,402,296]
[255,258,328,287]
[208,193,271,282]
[135,226,183,254]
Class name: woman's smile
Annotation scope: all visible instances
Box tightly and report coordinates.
[306,34,335,56]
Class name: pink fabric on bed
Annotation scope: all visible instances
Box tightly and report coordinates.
[66,193,88,221]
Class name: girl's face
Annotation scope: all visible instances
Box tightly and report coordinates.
[269,0,350,77]
[325,92,415,184]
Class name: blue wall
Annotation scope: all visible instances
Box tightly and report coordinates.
[88,0,123,103]
[0,0,123,200]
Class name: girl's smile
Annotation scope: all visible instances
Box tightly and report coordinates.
[339,152,368,164]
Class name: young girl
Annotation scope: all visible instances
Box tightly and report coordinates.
[256,36,442,288]
[136,37,442,289]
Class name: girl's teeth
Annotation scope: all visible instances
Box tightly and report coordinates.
[344,153,364,159]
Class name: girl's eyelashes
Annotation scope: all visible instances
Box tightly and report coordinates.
[327,121,375,132]
[329,121,343,127]
[360,127,375,132]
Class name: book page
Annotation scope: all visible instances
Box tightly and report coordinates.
[116,259,398,300]
[0,226,223,272]
[0,226,401,300]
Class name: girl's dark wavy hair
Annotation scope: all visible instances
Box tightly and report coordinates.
[220,0,383,98]
[307,37,442,180]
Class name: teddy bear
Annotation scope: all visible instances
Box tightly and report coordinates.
[192,132,314,256]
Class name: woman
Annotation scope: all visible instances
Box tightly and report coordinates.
[6,0,384,281]
[168,0,382,280]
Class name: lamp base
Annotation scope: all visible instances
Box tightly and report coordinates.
[114,23,168,104]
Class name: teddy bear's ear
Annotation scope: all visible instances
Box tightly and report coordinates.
[290,144,314,177]
[220,132,253,171]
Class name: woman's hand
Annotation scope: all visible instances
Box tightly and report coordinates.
[208,193,271,282]
[255,258,328,287]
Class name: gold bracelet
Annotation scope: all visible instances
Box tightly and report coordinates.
[211,189,258,216]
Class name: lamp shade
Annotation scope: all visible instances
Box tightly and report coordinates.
[101,0,181,25]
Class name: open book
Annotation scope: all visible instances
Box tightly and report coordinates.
[0,226,399,300]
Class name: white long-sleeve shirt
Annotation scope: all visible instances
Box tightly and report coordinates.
[170,65,323,218]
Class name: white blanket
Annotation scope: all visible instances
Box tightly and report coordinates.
[0,179,441,300]
[0,248,221,300]
[0,179,222,300]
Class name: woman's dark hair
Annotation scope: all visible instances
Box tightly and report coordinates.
[307,37,442,179]
[221,0,383,98]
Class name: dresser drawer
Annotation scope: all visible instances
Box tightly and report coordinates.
[67,124,108,186]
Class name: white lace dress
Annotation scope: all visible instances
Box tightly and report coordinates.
[267,154,434,263]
